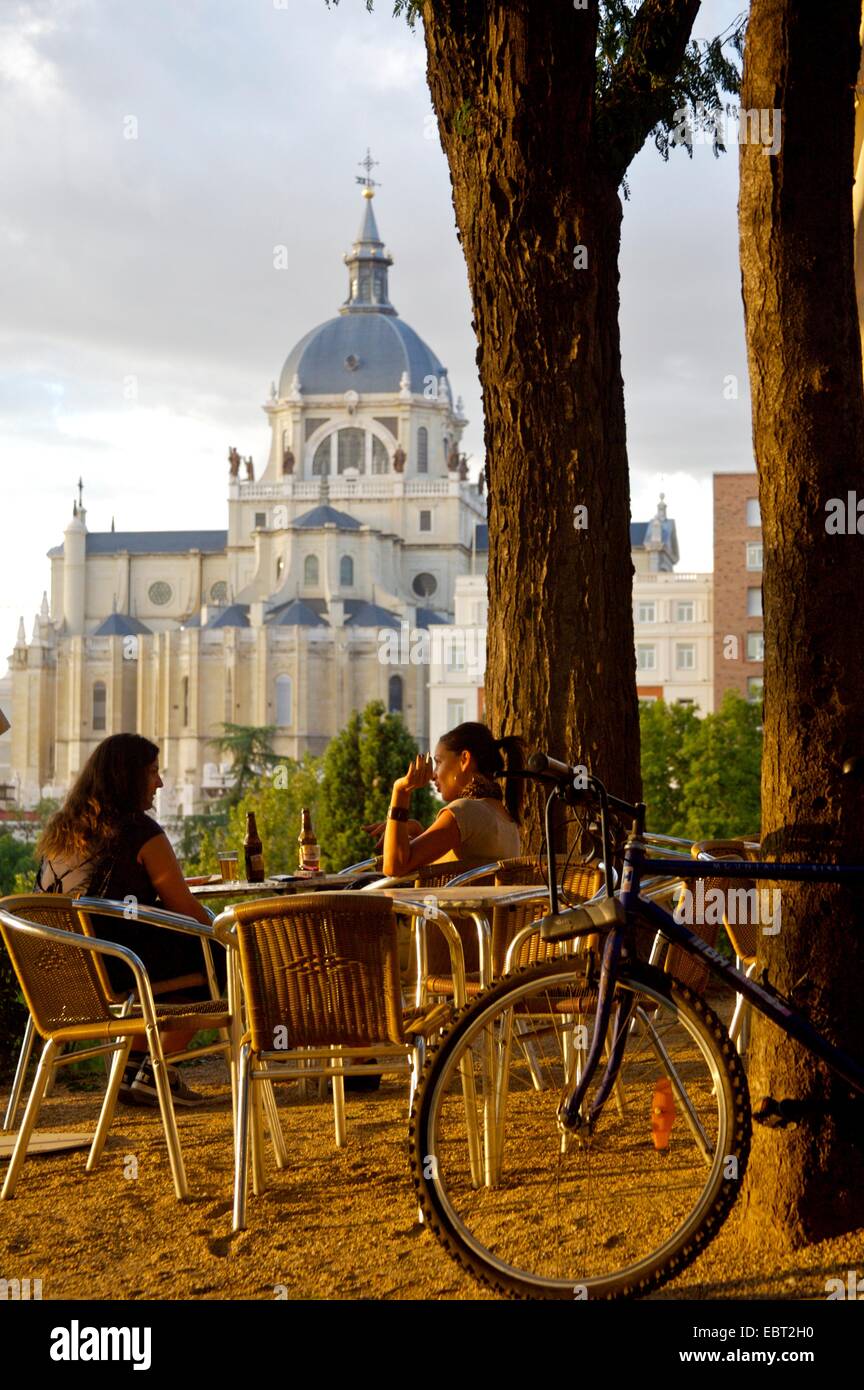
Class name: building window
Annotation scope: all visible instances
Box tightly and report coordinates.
[446,699,466,727]
[337,428,365,474]
[254,512,267,530]
[371,436,388,474]
[305,417,330,441]
[676,698,694,706]
[182,676,190,728]
[675,644,696,671]
[746,498,761,527]
[747,586,763,617]
[312,438,332,475]
[637,601,656,624]
[412,572,437,598]
[148,581,172,606]
[636,646,656,671]
[92,681,107,731]
[339,555,354,587]
[275,674,292,727]
[447,636,466,672]
[209,580,227,604]
[746,542,763,570]
[304,554,319,586]
[747,676,764,703]
[388,674,403,714]
[417,427,428,474]
[675,601,694,623]
[419,509,432,533]
[746,631,765,661]
[275,557,284,583]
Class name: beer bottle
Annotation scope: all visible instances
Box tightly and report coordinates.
[244,811,265,882]
[298,807,320,874]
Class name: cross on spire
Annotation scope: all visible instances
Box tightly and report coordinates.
[77,477,84,508]
[356,148,380,193]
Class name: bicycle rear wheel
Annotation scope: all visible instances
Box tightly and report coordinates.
[410,956,751,1299]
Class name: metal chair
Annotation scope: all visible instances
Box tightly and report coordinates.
[2,894,222,1134]
[214,891,471,1230]
[0,895,233,1201]
[689,839,762,1055]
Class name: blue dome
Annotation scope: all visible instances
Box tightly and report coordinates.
[279,315,445,397]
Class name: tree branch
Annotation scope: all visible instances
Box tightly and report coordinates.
[595,0,701,181]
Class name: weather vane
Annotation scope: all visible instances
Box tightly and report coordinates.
[356,148,380,193]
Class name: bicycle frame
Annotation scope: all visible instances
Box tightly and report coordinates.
[555,841,864,1132]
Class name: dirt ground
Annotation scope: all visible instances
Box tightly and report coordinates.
[1,1055,862,1302]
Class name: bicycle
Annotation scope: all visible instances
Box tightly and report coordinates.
[409,753,864,1299]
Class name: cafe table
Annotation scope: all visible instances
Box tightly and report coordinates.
[188,873,378,900]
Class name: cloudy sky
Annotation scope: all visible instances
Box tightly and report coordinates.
[0,0,753,674]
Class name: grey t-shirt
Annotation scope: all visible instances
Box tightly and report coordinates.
[444,797,521,862]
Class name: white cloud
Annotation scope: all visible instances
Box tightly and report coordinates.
[0,13,62,105]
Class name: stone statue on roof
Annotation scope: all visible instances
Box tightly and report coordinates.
[228,446,241,477]
[282,446,295,476]
[393,444,406,473]
[245,456,254,481]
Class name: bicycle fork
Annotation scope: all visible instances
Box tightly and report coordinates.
[557,926,637,1135]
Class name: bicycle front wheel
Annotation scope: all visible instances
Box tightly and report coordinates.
[410,957,751,1299]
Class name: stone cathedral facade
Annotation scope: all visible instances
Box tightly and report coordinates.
[9,179,487,815]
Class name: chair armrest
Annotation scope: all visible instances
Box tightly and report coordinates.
[75,897,218,936]
[444,862,500,887]
[391,902,468,1009]
[335,857,379,876]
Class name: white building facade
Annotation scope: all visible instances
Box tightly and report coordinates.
[8,181,487,814]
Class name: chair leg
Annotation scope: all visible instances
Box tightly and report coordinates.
[1,1038,58,1200]
[260,1070,288,1170]
[233,1042,253,1231]
[87,1040,133,1171]
[2,1014,35,1133]
[146,1030,189,1201]
[250,1077,266,1197]
[332,1064,347,1147]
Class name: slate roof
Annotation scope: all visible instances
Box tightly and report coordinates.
[266,599,329,628]
[91,613,152,637]
[279,315,445,397]
[48,531,228,558]
[292,505,361,531]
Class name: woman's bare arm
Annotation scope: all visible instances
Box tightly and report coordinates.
[382,808,462,877]
[138,833,212,925]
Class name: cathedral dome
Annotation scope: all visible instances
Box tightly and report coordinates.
[279,315,444,397]
[278,172,447,399]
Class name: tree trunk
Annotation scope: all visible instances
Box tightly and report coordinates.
[738,0,864,1245]
[421,1,643,843]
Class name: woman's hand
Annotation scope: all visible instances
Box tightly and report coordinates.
[392,753,434,795]
[364,818,423,848]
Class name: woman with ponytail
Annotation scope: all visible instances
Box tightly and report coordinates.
[378,721,524,877]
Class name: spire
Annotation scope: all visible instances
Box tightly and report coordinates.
[40,591,49,619]
[341,150,396,316]
[15,617,26,647]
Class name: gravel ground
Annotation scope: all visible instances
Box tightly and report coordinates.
[1,1054,862,1302]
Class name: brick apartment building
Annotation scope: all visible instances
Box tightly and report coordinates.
[713,473,764,708]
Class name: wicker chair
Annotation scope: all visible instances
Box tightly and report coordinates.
[0,895,232,1201]
[216,892,470,1230]
[2,894,223,1134]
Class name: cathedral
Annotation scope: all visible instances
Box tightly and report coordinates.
[9,169,487,816]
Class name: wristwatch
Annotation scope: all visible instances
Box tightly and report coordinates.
[388,806,410,821]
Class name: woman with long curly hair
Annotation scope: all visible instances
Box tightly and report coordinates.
[36,733,217,1108]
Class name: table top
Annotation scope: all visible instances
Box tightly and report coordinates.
[374,885,549,910]
[189,874,365,899]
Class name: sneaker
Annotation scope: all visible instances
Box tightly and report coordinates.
[118,1061,146,1107]
[129,1061,206,1108]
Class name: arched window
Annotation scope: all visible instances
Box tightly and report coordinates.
[371,436,388,474]
[275,674,292,727]
[275,556,284,584]
[312,438,331,475]
[388,674,403,714]
[182,676,190,728]
[337,428,365,474]
[304,554,319,586]
[340,555,354,587]
[417,426,428,474]
[92,681,107,732]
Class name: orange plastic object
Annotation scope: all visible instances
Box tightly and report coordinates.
[651,1077,676,1151]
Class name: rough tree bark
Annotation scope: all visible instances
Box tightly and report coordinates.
[739,0,864,1244]
[419,1,702,840]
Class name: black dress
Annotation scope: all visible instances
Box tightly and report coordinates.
[37,812,217,997]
